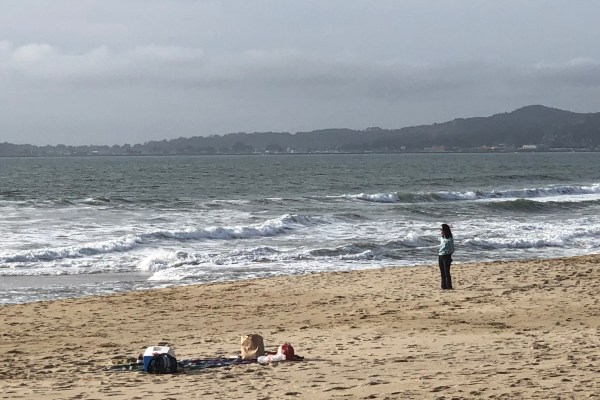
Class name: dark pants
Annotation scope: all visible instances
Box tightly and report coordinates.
[438,254,453,289]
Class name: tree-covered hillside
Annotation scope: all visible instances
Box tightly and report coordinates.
[2,105,599,156]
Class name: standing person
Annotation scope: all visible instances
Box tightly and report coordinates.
[438,224,454,290]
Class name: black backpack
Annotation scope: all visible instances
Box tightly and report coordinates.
[147,353,178,374]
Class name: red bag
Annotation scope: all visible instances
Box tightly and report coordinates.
[277,343,295,358]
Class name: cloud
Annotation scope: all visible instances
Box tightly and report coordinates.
[3,40,599,96]
[2,39,600,145]
[530,58,600,87]
[0,41,209,85]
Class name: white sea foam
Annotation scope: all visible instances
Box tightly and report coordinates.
[345,192,400,203]
[398,232,431,247]
[149,213,321,241]
[521,193,600,203]
[460,219,600,252]
[342,182,600,204]
[436,191,480,201]
[137,250,180,272]
[2,214,321,264]
[3,235,141,263]
[339,250,375,260]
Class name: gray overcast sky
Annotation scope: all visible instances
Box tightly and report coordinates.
[1,0,600,145]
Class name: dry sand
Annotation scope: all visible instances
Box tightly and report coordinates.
[1,255,600,399]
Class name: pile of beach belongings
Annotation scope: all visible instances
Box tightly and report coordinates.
[107,334,303,374]
[240,333,304,364]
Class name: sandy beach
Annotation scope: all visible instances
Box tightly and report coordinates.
[1,255,600,399]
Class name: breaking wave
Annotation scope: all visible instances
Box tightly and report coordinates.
[2,214,322,263]
[342,183,600,204]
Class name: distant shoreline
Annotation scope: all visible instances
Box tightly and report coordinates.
[1,149,600,158]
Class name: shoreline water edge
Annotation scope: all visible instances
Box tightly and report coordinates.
[1,253,599,399]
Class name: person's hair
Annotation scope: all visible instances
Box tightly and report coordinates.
[441,224,453,239]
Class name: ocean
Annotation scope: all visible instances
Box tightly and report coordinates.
[1,153,599,304]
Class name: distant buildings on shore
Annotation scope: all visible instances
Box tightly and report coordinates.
[0,141,596,157]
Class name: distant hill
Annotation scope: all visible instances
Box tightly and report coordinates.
[389,105,597,151]
[1,105,600,156]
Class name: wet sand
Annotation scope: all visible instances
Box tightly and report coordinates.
[1,254,600,399]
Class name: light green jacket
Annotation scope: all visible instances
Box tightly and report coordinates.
[439,237,454,256]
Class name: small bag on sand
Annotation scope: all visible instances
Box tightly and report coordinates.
[147,353,178,374]
[277,342,295,359]
[240,334,265,360]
